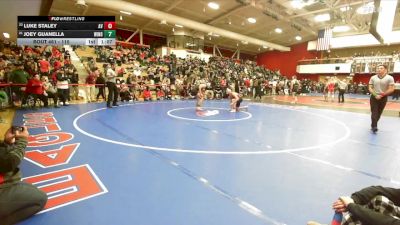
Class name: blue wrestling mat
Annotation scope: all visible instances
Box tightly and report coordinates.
[14,100,400,225]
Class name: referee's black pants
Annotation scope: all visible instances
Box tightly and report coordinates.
[370,96,387,129]
[338,89,345,103]
[106,82,118,107]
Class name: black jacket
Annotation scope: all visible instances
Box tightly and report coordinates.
[348,186,400,225]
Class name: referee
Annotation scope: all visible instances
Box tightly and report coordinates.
[106,63,118,108]
[368,64,394,133]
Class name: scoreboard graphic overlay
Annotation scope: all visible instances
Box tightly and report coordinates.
[17,16,116,46]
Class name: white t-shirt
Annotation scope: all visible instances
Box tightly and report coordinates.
[106,68,116,83]
[369,74,394,94]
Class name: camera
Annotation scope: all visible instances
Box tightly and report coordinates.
[11,126,24,134]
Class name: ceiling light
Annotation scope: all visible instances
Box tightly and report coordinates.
[275,28,282,33]
[333,25,350,32]
[175,24,183,28]
[119,10,132,15]
[262,46,268,49]
[247,17,256,23]
[340,6,351,12]
[356,2,375,15]
[314,13,330,22]
[208,2,219,10]
[241,41,248,44]
[172,27,175,32]
[119,15,123,21]
[291,1,304,9]
[295,35,302,41]
[3,32,10,39]
[160,20,167,25]
[291,0,317,9]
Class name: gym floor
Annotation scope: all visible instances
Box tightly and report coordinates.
[10,95,400,225]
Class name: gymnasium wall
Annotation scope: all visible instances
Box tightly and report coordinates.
[256,42,318,77]
[116,29,166,48]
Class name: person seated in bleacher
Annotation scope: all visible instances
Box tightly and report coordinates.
[41,76,59,108]
[126,73,134,91]
[142,86,152,101]
[119,81,133,102]
[22,74,48,108]
[156,87,165,100]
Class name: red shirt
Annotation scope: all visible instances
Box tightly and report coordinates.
[327,82,335,91]
[52,48,62,59]
[143,90,151,98]
[114,51,121,57]
[53,60,62,70]
[64,58,71,65]
[24,47,33,53]
[39,60,50,73]
[25,78,44,95]
[86,72,97,84]
[244,79,250,87]
[157,90,165,97]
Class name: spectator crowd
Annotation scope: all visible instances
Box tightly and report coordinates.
[1,39,399,110]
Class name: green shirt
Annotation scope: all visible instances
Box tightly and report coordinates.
[10,69,29,84]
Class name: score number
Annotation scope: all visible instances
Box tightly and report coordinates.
[103,30,115,38]
[103,21,115,38]
[104,22,116,30]
[98,39,114,45]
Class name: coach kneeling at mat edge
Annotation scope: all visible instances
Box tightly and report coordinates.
[0,126,48,225]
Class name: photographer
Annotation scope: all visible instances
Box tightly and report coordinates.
[0,126,47,225]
